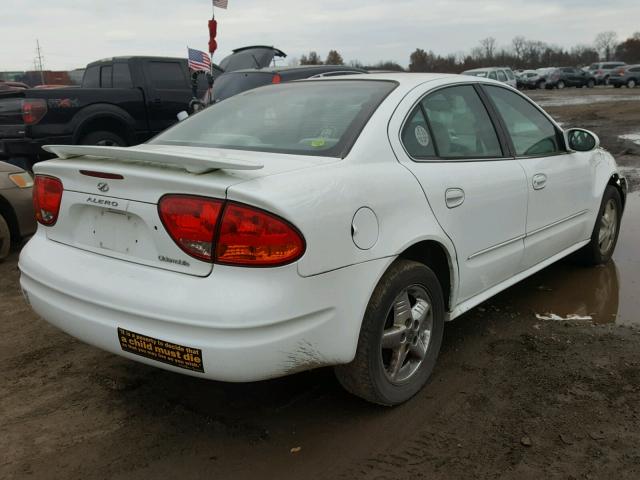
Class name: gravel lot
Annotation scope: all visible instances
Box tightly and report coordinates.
[1,87,639,480]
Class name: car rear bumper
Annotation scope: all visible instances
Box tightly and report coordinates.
[19,231,390,382]
[0,135,71,161]
[608,78,626,86]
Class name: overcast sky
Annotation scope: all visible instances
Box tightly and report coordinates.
[2,0,638,71]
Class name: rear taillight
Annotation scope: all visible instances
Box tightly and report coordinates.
[158,196,305,266]
[33,175,63,226]
[158,195,224,261]
[216,202,305,267]
[272,73,282,84]
[22,99,47,125]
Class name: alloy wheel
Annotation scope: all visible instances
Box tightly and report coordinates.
[381,285,434,384]
[598,199,618,256]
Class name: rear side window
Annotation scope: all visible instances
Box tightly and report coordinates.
[419,85,502,159]
[401,107,435,158]
[148,62,187,89]
[488,71,497,80]
[485,85,562,157]
[82,66,99,88]
[630,67,640,73]
[506,70,515,80]
[113,63,133,88]
[100,66,113,88]
[497,71,507,82]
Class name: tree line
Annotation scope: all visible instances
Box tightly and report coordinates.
[296,32,640,72]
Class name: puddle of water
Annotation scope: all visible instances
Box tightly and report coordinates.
[536,95,640,108]
[493,192,640,328]
[619,133,640,146]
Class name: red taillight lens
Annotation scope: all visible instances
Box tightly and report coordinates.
[272,73,282,84]
[33,175,63,226]
[22,99,48,125]
[216,203,305,266]
[158,195,224,261]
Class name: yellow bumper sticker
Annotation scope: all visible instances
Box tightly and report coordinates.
[118,327,204,373]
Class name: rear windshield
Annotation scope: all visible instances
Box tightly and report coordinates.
[213,71,275,102]
[151,80,397,158]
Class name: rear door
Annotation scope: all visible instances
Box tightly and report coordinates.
[390,83,528,302]
[141,59,192,133]
[482,85,594,269]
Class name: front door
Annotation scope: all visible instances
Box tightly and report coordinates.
[482,85,594,268]
[392,84,528,303]
[142,59,192,134]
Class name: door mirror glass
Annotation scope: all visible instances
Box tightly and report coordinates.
[566,128,599,152]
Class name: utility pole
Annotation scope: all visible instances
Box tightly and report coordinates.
[35,39,45,85]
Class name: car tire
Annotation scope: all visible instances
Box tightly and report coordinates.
[628,79,637,88]
[577,185,622,266]
[80,131,126,147]
[335,259,445,406]
[587,79,595,88]
[0,213,11,262]
[538,80,546,90]
[614,84,622,89]
[557,80,565,89]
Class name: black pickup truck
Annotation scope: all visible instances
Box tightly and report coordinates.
[0,47,284,169]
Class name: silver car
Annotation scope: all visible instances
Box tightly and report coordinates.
[0,161,36,260]
[462,67,517,88]
[588,61,627,85]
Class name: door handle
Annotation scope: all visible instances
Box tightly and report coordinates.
[445,188,465,209]
[532,173,547,190]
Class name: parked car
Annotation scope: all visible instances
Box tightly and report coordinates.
[0,47,284,169]
[0,161,35,260]
[516,70,543,89]
[533,67,557,89]
[545,67,596,89]
[20,74,626,406]
[462,67,517,88]
[212,64,368,102]
[587,61,627,85]
[609,64,640,88]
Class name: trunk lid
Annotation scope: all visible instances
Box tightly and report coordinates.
[35,145,332,276]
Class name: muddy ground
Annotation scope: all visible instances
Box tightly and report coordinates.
[1,87,640,480]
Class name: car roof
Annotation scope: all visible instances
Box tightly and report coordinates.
[464,67,511,73]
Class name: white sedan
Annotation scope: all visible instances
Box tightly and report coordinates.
[20,74,626,405]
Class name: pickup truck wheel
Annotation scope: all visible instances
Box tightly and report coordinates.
[577,186,622,266]
[0,213,10,262]
[80,131,126,147]
[335,259,444,406]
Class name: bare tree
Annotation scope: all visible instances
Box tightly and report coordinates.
[300,51,323,65]
[594,31,618,61]
[479,37,497,59]
[512,36,526,60]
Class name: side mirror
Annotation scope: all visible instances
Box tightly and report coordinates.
[565,128,599,152]
[176,111,189,122]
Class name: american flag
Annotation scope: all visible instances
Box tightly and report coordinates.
[187,47,212,72]
[212,0,228,8]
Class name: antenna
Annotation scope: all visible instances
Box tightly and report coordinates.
[35,39,45,85]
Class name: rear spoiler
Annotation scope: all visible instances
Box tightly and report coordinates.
[42,144,264,174]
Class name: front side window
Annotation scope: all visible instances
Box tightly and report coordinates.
[151,80,397,158]
[497,70,507,82]
[418,85,502,159]
[485,85,562,156]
